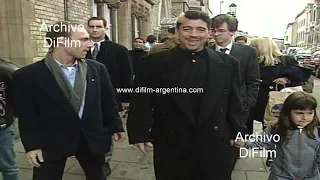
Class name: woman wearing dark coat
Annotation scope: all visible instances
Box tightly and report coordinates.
[248,37,310,129]
[248,37,312,166]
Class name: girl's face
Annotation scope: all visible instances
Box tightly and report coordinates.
[290,109,315,127]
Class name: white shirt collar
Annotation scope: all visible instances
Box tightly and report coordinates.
[54,59,78,68]
[90,39,105,47]
[90,39,105,53]
[215,40,233,54]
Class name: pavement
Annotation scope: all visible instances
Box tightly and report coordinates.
[2,77,320,180]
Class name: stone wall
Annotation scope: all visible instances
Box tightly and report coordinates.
[30,0,92,62]
[0,0,92,66]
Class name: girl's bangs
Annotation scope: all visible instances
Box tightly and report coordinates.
[291,97,317,111]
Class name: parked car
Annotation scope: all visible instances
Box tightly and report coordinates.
[287,47,302,56]
[295,49,312,62]
[303,51,320,77]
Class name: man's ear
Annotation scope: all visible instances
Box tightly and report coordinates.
[56,36,68,47]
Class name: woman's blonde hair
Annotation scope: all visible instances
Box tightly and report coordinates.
[250,37,283,66]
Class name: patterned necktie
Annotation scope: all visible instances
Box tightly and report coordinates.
[219,48,228,53]
[92,43,99,60]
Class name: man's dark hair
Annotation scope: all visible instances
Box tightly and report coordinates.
[146,35,157,43]
[168,26,175,34]
[176,11,211,29]
[87,17,107,27]
[45,21,82,48]
[211,14,238,32]
[135,37,145,43]
[235,36,247,43]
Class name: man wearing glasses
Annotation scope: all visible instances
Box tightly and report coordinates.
[210,14,260,170]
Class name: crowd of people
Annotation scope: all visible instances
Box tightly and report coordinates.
[0,10,318,180]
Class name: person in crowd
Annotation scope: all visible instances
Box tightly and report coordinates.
[127,10,245,180]
[160,37,169,43]
[149,26,179,54]
[210,14,260,169]
[129,37,148,76]
[280,54,313,84]
[12,21,125,180]
[249,37,310,166]
[205,33,215,47]
[235,92,320,180]
[144,35,157,52]
[234,36,248,45]
[86,16,133,177]
[0,59,19,180]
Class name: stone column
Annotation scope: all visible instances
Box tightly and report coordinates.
[136,12,146,38]
[0,0,36,66]
[131,13,137,47]
[94,0,108,18]
[143,11,151,37]
[97,3,105,17]
[117,0,132,48]
[108,2,120,43]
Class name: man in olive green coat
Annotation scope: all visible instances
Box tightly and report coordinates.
[149,26,179,54]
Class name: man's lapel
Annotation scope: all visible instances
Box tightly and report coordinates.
[36,60,76,113]
[196,48,229,129]
[79,62,97,120]
[161,47,196,125]
[229,43,242,59]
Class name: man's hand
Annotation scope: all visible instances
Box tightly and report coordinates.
[27,149,44,167]
[234,140,246,148]
[273,77,289,85]
[230,139,235,146]
[113,132,126,142]
[135,142,153,154]
[121,103,129,112]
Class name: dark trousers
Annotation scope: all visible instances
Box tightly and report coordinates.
[246,115,254,135]
[33,136,106,180]
[231,110,250,170]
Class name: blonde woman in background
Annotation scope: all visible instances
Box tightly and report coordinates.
[248,37,310,166]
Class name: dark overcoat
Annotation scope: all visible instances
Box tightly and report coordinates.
[127,46,245,180]
[12,59,124,161]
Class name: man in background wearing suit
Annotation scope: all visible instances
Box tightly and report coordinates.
[86,17,133,177]
[12,21,125,180]
[210,14,260,170]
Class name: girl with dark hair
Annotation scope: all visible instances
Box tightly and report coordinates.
[236,92,320,180]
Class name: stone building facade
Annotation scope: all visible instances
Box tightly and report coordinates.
[0,0,162,67]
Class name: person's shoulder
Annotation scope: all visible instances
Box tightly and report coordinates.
[106,41,128,51]
[206,47,237,64]
[144,48,169,60]
[85,58,104,68]
[14,60,43,77]
[153,43,171,50]
[234,43,255,52]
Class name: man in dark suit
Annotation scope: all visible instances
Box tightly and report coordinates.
[127,11,245,180]
[86,17,133,176]
[129,37,148,76]
[12,21,125,180]
[210,14,260,169]
[86,17,133,112]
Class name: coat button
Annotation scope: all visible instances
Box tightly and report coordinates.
[224,89,228,94]
[163,111,167,114]
[220,107,224,112]
[213,126,219,131]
